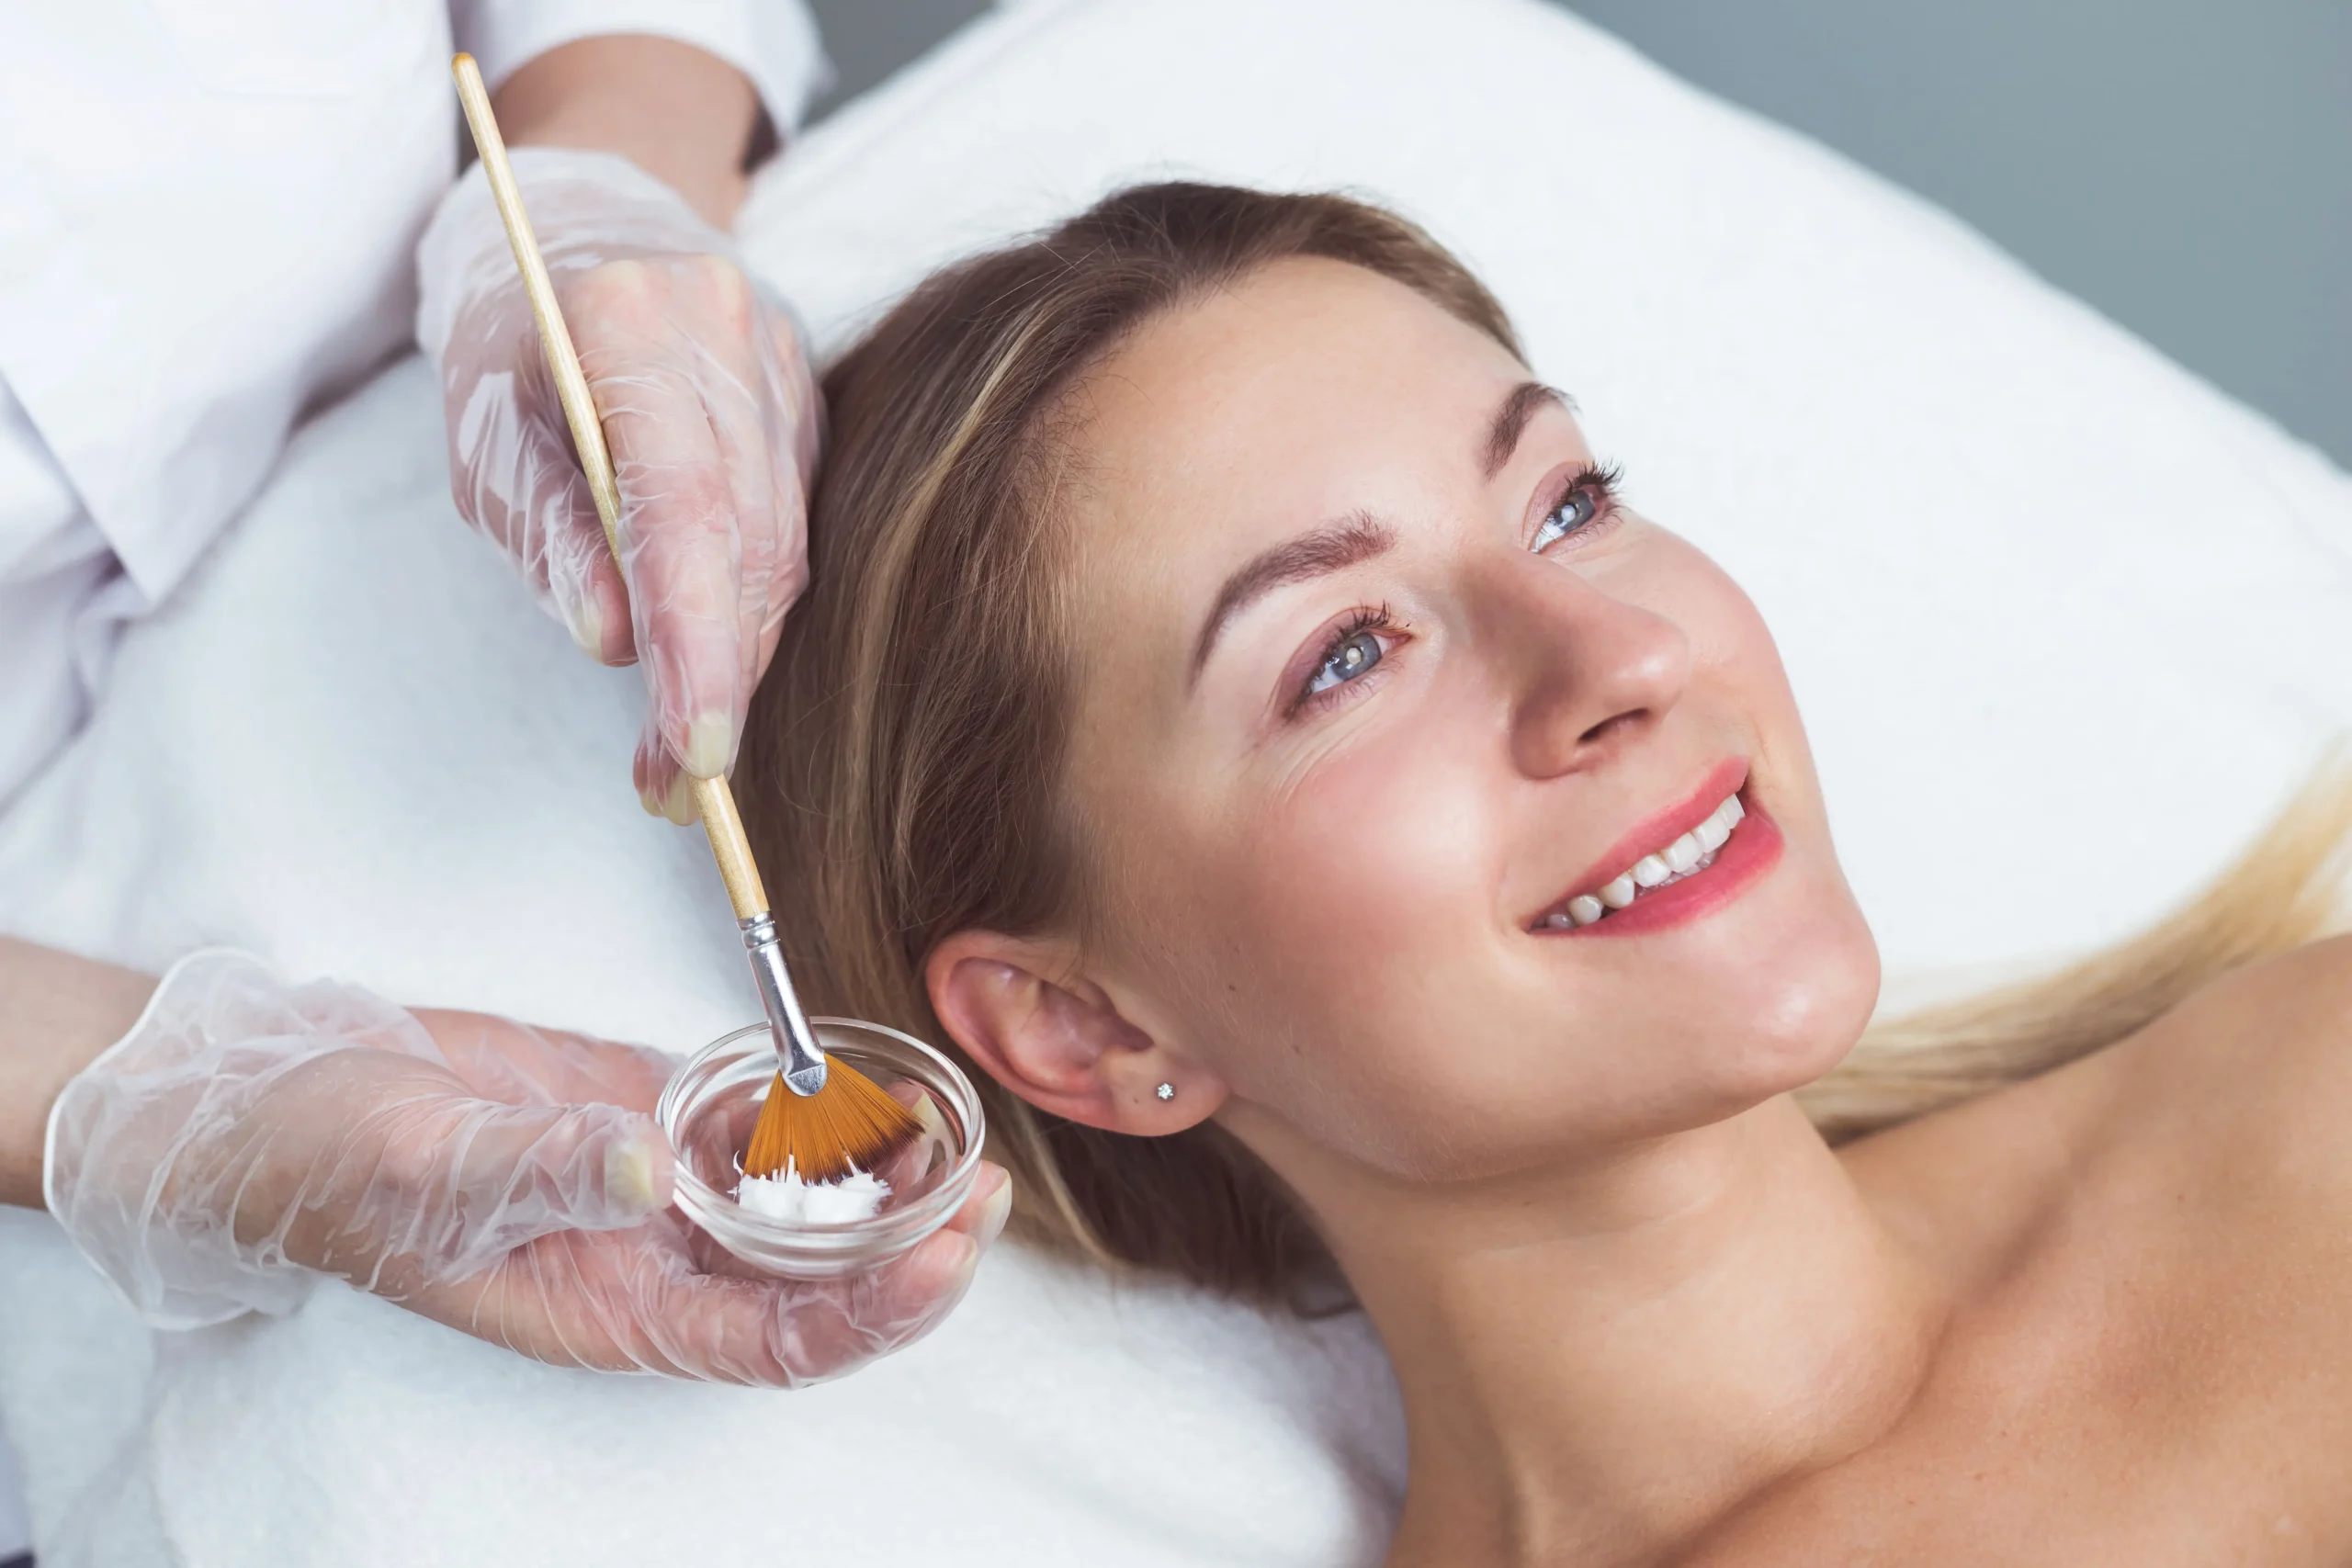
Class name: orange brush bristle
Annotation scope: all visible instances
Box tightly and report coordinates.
[742,1053,925,1184]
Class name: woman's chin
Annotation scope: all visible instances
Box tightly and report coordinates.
[1704,932,1882,1102]
[1702,862,1881,1080]
[1602,915,1883,1131]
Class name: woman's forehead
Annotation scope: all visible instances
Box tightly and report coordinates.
[1058,258,1530,586]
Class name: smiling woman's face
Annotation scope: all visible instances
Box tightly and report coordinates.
[1045,256,1880,1180]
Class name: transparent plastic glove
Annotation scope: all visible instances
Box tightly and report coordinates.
[45,953,1008,1387]
[416,148,821,818]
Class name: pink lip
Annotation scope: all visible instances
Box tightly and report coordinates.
[1529,758,1782,939]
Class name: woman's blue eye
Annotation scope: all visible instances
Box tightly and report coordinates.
[1532,485,1600,551]
[1306,629,1385,695]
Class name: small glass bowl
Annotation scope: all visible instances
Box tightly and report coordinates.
[657,1018,986,1280]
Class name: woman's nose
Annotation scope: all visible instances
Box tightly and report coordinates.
[1483,557,1692,779]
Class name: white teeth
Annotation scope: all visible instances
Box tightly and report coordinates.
[1538,791,1749,932]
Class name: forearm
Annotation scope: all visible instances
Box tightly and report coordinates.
[0,937,153,1208]
[492,35,764,229]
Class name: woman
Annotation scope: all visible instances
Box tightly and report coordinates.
[735,182,2352,1562]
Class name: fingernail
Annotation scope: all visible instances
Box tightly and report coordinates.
[977,1171,1012,1247]
[605,1132,662,1213]
[571,593,604,658]
[662,773,698,826]
[683,712,733,779]
[949,1235,982,1294]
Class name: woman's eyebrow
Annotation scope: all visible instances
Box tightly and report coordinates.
[1189,512,1396,685]
[1182,382,1562,688]
[1483,381,1572,480]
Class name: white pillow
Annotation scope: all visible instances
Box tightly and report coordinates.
[3,0,2347,1561]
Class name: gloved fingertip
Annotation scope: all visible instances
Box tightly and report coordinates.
[639,766,696,825]
[896,1228,981,1304]
[592,568,639,668]
[662,773,698,827]
[682,712,734,780]
[976,1168,1013,1249]
[570,592,605,658]
[944,1233,983,1296]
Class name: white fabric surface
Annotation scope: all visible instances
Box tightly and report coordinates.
[2,0,2348,1560]
[0,384,127,820]
[0,0,823,808]
[0,1438,26,1557]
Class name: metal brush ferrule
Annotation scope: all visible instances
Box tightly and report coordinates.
[741,913,827,1097]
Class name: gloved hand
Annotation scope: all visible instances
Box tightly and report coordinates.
[415,148,821,819]
[45,952,1008,1386]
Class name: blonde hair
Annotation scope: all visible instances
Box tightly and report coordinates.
[1805,761,2352,1141]
[735,181,2352,1304]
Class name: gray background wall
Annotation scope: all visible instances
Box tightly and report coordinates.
[803,0,2352,470]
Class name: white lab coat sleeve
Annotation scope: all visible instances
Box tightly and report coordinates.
[450,0,831,134]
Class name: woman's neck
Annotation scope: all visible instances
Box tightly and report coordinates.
[1259,1097,1948,1566]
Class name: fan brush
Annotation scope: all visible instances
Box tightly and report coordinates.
[744,1051,925,1184]
[451,53,922,1187]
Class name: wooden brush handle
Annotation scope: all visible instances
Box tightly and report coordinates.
[451,53,772,924]
[687,775,768,921]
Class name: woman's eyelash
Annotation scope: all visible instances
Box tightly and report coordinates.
[1531,460,1624,552]
[1290,604,1400,715]
[1278,465,1619,719]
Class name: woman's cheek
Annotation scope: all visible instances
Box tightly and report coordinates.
[1225,720,1499,1053]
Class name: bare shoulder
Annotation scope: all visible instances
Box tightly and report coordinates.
[1853,934,2352,1269]
[1849,935,2352,1202]
[2089,932,2352,1195]
[1735,942,2352,1562]
[2111,933,2352,1100]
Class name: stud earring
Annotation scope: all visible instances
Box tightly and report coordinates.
[1155,1082,1175,1101]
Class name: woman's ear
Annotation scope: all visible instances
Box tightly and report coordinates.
[926,931,1223,1133]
